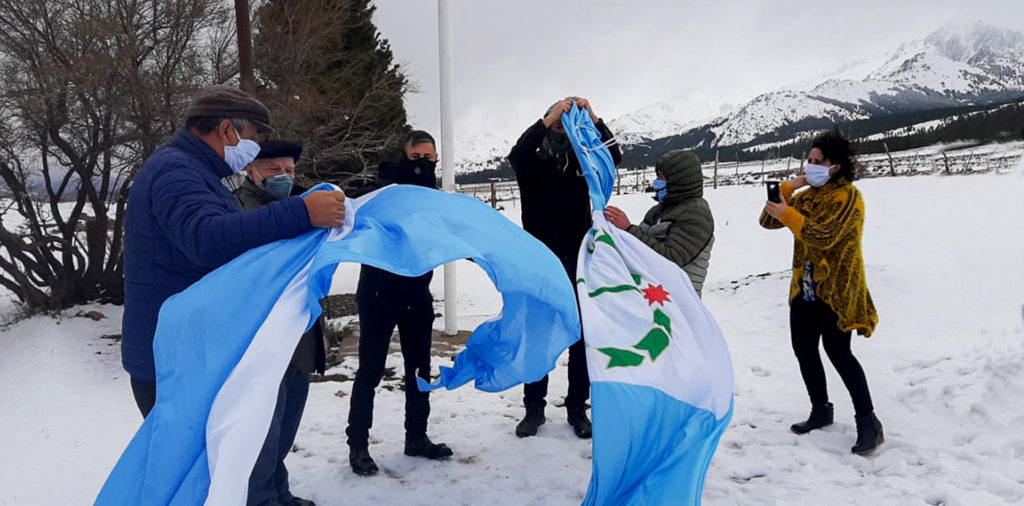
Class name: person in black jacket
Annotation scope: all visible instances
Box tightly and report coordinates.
[345,130,452,477]
[235,140,324,506]
[508,97,622,439]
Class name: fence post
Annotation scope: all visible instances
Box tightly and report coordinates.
[799,151,806,176]
[616,168,621,195]
[941,151,950,175]
[882,141,896,177]
[490,182,497,208]
[734,152,739,186]
[713,150,719,189]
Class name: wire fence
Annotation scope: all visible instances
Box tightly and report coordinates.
[456,144,1024,207]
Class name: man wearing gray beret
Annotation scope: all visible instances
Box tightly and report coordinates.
[232,139,322,506]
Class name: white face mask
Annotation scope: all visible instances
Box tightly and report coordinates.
[223,126,261,174]
[805,163,835,187]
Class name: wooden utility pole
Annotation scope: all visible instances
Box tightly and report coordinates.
[234,0,255,93]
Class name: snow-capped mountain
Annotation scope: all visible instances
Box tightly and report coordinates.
[606,97,736,145]
[635,21,1024,150]
[452,97,735,173]
[710,90,868,147]
[786,54,892,92]
[452,131,511,174]
[869,22,1024,93]
[453,21,1024,175]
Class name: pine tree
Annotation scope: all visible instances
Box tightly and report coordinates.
[254,0,410,186]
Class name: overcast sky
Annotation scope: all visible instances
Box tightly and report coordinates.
[373,0,1024,151]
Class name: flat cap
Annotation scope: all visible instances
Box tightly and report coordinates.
[256,140,302,161]
[184,85,274,134]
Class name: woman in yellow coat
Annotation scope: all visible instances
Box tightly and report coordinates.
[760,128,883,455]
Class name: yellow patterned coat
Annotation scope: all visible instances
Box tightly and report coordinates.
[759,178,878,337]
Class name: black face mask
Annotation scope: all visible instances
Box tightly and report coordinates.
[391,158,438,188]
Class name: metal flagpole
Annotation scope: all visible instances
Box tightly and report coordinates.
[438,0,458,336]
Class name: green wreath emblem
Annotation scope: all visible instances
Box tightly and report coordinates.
[578,228,674,369]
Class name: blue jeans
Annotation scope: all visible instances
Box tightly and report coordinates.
[248,365,310,506]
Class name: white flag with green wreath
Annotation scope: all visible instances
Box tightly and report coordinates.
[562,103,734,506]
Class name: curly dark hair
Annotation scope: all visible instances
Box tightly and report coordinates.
[810,127,859,181]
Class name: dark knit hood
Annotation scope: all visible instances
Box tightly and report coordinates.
[656,150,703,203]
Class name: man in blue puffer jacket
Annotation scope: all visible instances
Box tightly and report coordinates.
[122,85,347,418]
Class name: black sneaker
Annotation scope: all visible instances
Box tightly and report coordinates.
[404,434,453,460]
[790,402,834,434]
[348,446,379,476]
[851,413,884,455]
[515,405,546,438]
[566,405,592,439]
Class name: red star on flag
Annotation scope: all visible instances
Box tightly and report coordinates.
[641,284,671,306]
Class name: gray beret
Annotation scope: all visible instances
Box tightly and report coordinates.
[184,85,274,134]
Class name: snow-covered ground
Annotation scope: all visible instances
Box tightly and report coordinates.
[2,170,1023,505]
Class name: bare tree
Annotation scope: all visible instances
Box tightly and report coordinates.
[0,0,235,311]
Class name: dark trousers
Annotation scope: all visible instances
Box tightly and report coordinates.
[346,287,435,448]
[523,256,590,410]
[248,366,310,506]
[523,337,590,409]
[131,378,156,418]
[790,297,874,417]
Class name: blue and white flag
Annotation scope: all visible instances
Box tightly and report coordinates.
[563,104,735,506]
[96,185,581,505]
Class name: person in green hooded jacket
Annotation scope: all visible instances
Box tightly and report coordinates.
[604,149,714,296]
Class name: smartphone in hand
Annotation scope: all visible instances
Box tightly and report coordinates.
[766,181,781,203]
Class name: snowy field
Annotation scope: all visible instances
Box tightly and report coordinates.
[1,170,1023,505]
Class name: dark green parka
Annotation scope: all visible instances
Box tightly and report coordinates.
[627,150,715,296]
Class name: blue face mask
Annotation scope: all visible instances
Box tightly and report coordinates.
[224,126,261,174]
[262,174,294,201]
[653,179,668,202]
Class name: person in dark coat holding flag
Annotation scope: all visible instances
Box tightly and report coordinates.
[508,97,622,439]
[121,85,346,420]
[345,130,453,477]
[235,140,324,506]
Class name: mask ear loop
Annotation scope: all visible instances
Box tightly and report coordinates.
[570,123,588,177]
[583,137,618,151]
[229,125,244,148]
[572,121,614,178]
